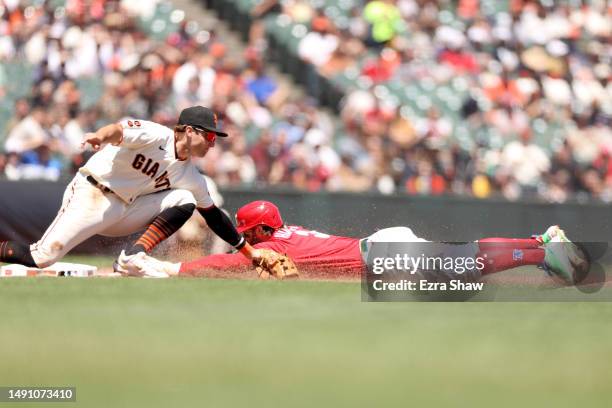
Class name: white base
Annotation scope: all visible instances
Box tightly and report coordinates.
[0,262,98,277]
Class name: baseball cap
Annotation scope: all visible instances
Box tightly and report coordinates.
[178,106,228,137]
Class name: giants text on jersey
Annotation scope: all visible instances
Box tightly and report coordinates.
[79,119,213,207]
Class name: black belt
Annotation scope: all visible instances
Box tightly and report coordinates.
[86,175,114,194]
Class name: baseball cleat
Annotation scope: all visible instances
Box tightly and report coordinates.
[535,225,562,244]
[539,227,586,285]
[114,250,170,278]
[136,253,179,277]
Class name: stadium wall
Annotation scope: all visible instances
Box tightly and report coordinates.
[0,181,606,252]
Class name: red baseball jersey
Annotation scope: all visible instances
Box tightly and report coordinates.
[180,226,364,275]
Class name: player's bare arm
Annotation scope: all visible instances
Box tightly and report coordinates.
[81,123,123,151]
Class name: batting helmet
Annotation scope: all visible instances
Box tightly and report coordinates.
[235,201,284,233]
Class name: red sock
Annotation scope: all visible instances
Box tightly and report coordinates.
[478,248,545,275]
[478,237,541,251]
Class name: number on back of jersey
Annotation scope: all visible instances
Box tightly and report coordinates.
[274,226,330,239]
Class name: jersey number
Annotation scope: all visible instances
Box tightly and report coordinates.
[294,229,330,239]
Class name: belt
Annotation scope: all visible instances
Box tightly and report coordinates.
[86,175,114,195]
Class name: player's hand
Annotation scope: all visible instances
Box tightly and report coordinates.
[81,132,104,151]
[239,242,261,261]
[249,248,265,262]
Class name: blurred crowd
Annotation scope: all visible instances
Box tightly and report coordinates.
[0,0,282,184]
[249,0,612,202]
[0,0,611,204]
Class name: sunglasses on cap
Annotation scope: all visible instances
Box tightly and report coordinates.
[191,126,217,143]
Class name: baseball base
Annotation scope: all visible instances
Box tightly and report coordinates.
[0,262,98,277]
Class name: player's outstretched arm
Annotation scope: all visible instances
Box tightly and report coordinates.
[81,123,123,151]
[197,205,265,262]
[198,205,246,249]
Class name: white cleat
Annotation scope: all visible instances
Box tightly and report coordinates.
[138,253,179,278]
[114,250,170,278]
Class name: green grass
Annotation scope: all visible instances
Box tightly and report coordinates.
[1,278,611,407]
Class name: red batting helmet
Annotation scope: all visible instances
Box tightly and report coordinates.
[235,201,284,233]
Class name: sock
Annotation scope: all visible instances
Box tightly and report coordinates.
[0,241,37,267]
[479,248,545,275]
[127,203,195,255]
[477,237,542,251]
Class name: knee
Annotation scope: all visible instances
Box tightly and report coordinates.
[171,190,197,207]
[176,202,196,217]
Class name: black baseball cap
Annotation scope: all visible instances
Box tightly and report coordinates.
[178,106,228,137]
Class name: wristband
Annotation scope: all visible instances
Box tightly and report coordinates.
[234,236,246,250]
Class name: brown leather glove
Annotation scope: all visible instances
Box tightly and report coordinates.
[252,249,299,280]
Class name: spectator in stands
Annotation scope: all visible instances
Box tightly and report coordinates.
[362,0,405,47]
[361,47,401,84]
[245,62,278,106]
[405,159,446,196]
[4,98,31,134]
[62,108,96,155]
[327,154,373,192]
[174,75,204,112]
[249,130,283,183]
[298,11,338,68]
[1,0,610,206]
[172,53,216,108]
[3,153,21,181]
[501,129,550,190]
[4,106,49,154]
[18,144,62,181]
[216,132,256,187]
[319,31,365,78]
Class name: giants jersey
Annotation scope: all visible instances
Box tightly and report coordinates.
[180,225,364,275]
[79,119,214,207]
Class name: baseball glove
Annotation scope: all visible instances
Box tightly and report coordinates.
[253,249,299,280]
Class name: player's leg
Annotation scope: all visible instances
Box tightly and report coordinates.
[478,248,545,275]
[0,175,80,266]
[477,223,568,252]
[477,237,543,250]
[363,227,485,283]
[103,189,196,251]
[477,226,584,283]
[361,226,428,262]
[0,241,37,266]
[127,202,195,255]
[102,189,196,276]
[0,174,122,268]
[477,228,548,275]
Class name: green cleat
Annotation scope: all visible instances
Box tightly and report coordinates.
[537,225,562,244]
[541,227,586,285]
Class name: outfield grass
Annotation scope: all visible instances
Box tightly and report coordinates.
[1,278,611,408]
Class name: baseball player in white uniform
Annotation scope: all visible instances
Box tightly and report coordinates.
[0,106,265,274]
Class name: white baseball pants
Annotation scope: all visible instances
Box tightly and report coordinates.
[30,173,196,267]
